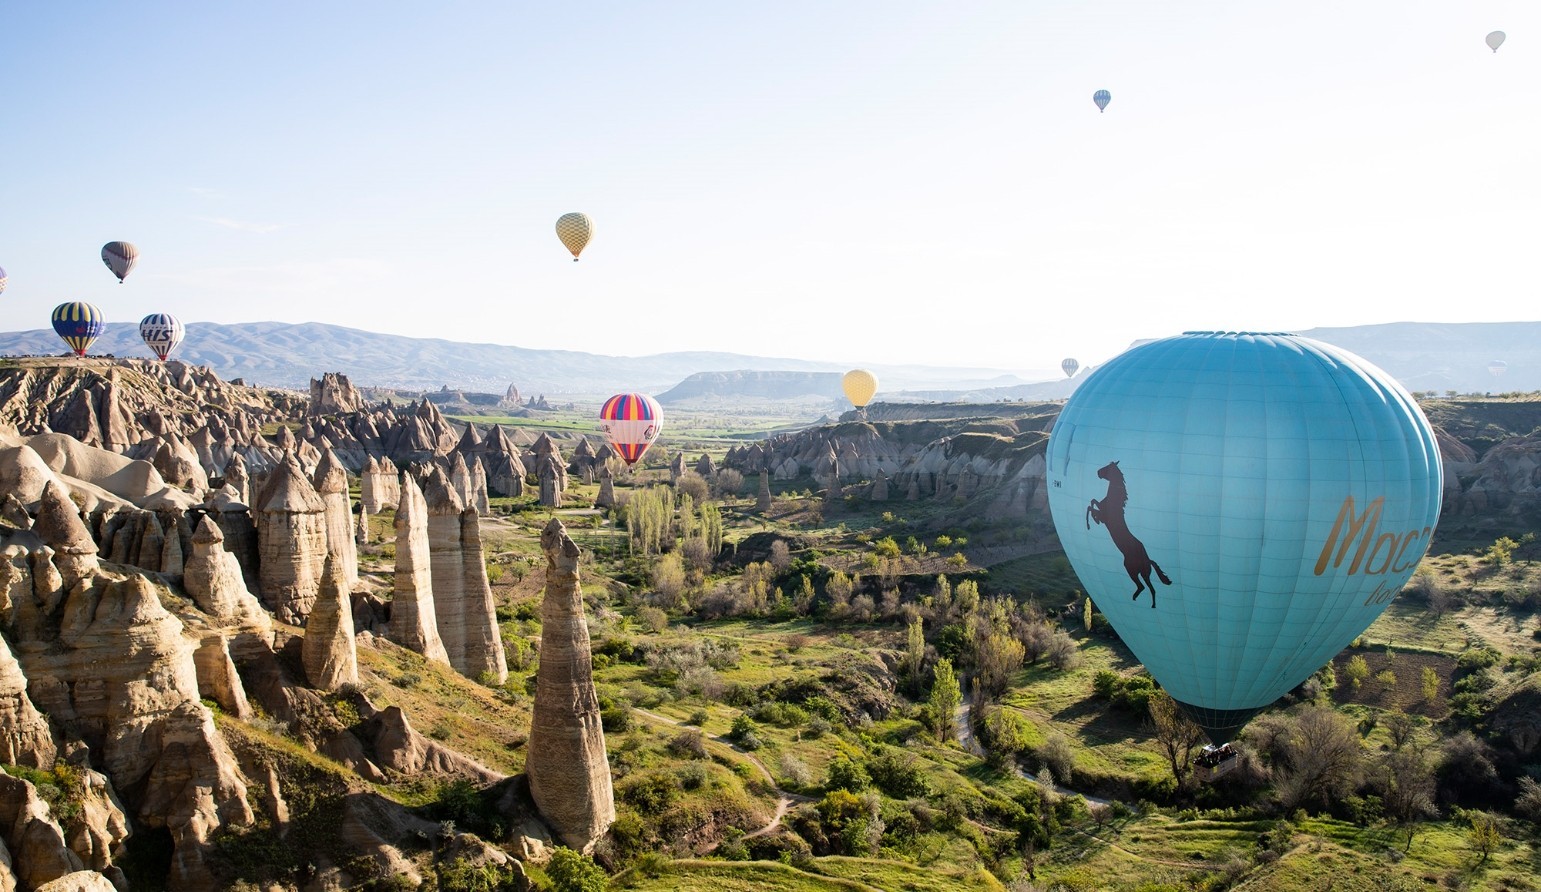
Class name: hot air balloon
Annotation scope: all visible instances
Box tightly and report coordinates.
[599,392,663,466]
[102,241,138,283]
[1061,358,1079,378]
[842,369,878,409]
[0,265,8,295]
[139,313,185,361]
[52,302,106,356]
[1046,332,1441,742]
[1093,90,1111,112]
[1486,30,1506,52]
[1488,360,1508,377]
[555,213,593,261]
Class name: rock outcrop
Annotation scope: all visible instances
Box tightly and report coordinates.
[457,508,507,685]
[425,473,471,673]
[302,557,358,691]
[388,475,450,666]
[309,372,364,416]
[313,449,359,595]
[526,519,614,853]
[0,632,55,768]
[255,454,327,624]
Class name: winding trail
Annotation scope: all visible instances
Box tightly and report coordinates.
[956,694,1114,806]
[634,707,813,847]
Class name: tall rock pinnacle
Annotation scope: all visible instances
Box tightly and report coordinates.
[526,519,614,853]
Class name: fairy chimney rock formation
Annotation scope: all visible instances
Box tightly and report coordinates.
[33,482,99,588]
[424,472,474,673]
[458,507,508,685]
[757,472,772,512]
[595,467,615,509]
[256,455,328,624]
[468,455,490,516]
[309,372,364,416]
[312,449,359,595]
[526,519,614,853]
[223,452,251,507]
[389,474,450,666]
[361,456,401,515]
[302,557,359,691]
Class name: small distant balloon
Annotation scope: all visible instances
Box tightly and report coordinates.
[139,313,186,361]
[102,241,138,283]
[1489,360,1508,377]
[1061,358,1080,378]
[1486,31,1506,52]
[0,265,7,295]
[843,369,878,409]
[52,302,106,356]
[555,213,593,261]
[599,392,663,466]
[1093,89,1112,112]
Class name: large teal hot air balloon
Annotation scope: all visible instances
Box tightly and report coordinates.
[52,302,106,356]
[1046,332,1442,741]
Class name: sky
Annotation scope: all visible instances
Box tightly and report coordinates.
[2,2,1537,379]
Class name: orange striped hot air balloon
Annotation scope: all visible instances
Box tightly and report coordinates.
[598,392,663,466]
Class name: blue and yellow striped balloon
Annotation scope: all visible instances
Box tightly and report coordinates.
[0,264,8,295]
[52,302,106,356]
[1046,332,1442,741]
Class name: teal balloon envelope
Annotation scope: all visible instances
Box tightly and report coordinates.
[1046,332,1443,741]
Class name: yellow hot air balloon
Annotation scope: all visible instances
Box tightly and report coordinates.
[555,212,593,261]
[843,369,878,409]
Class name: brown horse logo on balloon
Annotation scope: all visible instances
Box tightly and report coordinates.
[1086,461,1172,608]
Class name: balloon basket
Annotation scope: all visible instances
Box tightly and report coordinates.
[1194,744,1239,783]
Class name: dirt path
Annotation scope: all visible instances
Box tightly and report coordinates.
[957,695,1114,806]
[633,707,811,847]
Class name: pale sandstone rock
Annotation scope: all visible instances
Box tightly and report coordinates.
[61,768,129,883]
[458,508,507,684]
[302,557,358,691]
[34,871,118,892]
[595,467,615,509]
[312,449,359,595]
[0,773,84,889]
[0,631,55,767]
[255,455,327,624]
[193,634,252,719]
[526,519,614,853]
[32,482,98,589]
[425,473,471,673]
[388,475,449,666]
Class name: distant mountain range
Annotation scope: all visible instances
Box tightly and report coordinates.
[0,319,1534,399]
[0,321,1030,394]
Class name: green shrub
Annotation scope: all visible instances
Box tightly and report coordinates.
[547,847,607,892]
[826,757,870,792]
[866,748,930,799]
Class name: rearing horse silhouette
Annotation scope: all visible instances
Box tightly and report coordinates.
[1086,461,1172,608]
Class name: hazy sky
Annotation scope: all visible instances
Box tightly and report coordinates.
[2,2,1535,378]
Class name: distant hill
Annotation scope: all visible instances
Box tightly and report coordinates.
[0,321,1025,394]
[1,319,1535,398]
[657,370,846,403]
[1296,321,1534,394]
